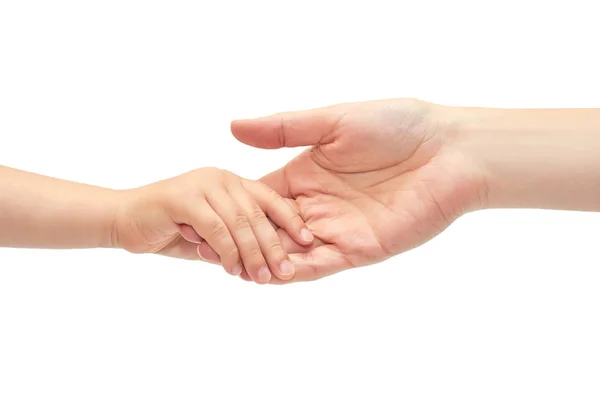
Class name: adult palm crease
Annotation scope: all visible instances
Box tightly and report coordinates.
[195,99,487,283]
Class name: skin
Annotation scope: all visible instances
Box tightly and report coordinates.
[4,98,600,284]
[197,99,600,283]
[0,166,313,284]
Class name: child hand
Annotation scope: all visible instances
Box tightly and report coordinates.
[113,167,313,283]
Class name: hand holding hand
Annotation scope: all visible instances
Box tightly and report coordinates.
[113,167,313,283]
[200,99,487,282]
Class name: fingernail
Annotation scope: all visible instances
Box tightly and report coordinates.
[301,228,314,242]
[231,265,242,276]
[258,265,271,282]
[196,245,206,260]
[279,260,295,276]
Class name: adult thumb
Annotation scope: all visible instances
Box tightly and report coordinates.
[230,105,345,149]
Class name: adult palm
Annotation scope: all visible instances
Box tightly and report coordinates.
[204,99,486,282]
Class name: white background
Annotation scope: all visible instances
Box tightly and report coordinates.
[1,1,599,396]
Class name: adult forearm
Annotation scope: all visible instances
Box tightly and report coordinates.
[458,107,600,211]
[0,166,120,249]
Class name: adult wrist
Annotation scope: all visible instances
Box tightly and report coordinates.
[454,106,600,212]
[106,189,130,250]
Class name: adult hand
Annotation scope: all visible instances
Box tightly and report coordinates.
[199,99,488,282]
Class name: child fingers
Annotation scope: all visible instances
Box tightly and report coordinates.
[197,241,221,263]
[206,190,272,284]
[229,184,295,281]
[243,180,313,246]
[179,224,203,244]
[184,199,242,276]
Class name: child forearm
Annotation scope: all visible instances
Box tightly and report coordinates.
[0,166,119,249]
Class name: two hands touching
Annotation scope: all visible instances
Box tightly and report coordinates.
[115,167,314,284]
[191,99,484,283]
[116,98,479,284]
[3,98,600,283]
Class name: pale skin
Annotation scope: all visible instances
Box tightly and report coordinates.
[196,99,600,283]
[3,99,600,285]
[0,166,314,284]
